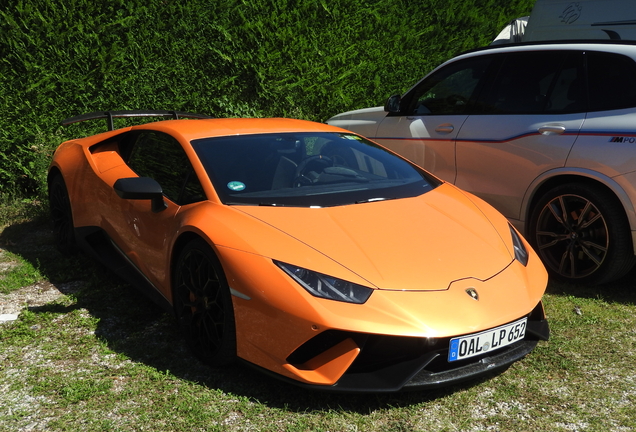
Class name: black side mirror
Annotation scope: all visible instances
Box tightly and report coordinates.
[384,94,402,113]
[113,177,167,213]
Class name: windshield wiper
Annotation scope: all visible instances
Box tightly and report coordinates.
[355,197,390,204]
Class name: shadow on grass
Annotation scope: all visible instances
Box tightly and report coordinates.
[545,266,636,305]
[0,219,531,413]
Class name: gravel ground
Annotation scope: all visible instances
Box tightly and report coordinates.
[0,225,70,323]
[0,281,66,319]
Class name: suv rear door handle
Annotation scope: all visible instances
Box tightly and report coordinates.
[538,125,566,135]
[435,124,455,134]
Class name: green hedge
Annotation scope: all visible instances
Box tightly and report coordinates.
[0,0,534,198]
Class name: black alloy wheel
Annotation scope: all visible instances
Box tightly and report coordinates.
[174,239,236,366]
[529,183,635,284]
[48,175,76,255]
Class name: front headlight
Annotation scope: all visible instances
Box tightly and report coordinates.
[275,261,373,304]
[509,224,529,266]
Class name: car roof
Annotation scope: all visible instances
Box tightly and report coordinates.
[428,39,636,74]
[461,39,636,57]
[133,117,347,141]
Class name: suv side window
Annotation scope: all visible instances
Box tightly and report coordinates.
[126,131,206,205]
[546,51,586,113]
[587,51,636,112]
[406,56,493,115]
[477,51,584,114]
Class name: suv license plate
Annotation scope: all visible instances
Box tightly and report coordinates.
[448,317,527,362]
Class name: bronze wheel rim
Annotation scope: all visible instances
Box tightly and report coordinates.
[535,194,609,279]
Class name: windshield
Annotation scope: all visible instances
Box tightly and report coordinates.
[191,132,439,207]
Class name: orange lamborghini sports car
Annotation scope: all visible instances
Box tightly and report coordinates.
[48,110,549,392]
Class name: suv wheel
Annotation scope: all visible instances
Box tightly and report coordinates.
[529,183,635,284]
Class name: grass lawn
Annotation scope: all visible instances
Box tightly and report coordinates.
[1,211,635,431]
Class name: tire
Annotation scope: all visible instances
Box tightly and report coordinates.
[48,174,77,255]
[173,239,236,366]
[529,183,636,284]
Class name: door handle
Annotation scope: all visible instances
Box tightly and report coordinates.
[538,125,566,135]
[435,124,455,134]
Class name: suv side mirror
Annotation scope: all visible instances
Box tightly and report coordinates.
[384,94,402,113]
[114,177,168,213]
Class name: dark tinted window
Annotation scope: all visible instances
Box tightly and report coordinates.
[127,131,205,205]
[546,51,586,113]
[476,51,582,114]
[587,51,636,112]
[192,132,439,207]
[407,56,492,115]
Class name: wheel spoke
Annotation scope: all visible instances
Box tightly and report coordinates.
[579,239,607,266]
[536,230,569,249]
[576,200,603,231]
[579,245,603,266]
[578,212,602,230]
[580,239,607,254]
[557,249,576,278]
[547,198,567,226]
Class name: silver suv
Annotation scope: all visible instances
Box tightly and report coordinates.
[328,41,636,284]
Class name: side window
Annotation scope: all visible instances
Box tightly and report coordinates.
[407,56,492,115]
[477,51,573,114]
[546,51,586,113]
[126,131,206,205]
[587,51,636,112]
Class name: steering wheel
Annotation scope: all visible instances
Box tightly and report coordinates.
[292,155,332,187]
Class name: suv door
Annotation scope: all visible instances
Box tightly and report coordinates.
[533,50,636,283]
[374,56,493,183]
[566,50,636,173]
[454,50,586,221]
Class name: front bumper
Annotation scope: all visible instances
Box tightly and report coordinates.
[246,303,549,393]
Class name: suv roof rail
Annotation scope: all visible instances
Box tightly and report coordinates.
[461,38,636,56]
[61,110,214,131]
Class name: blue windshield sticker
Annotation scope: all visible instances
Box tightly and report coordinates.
[227,181,246,191]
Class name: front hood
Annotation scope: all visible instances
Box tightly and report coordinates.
[326,106,386,138]
[236,183,513,291]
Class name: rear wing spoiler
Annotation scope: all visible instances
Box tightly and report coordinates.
[61,110,213,131]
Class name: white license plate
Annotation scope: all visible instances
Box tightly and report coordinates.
[448,317,527,362]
